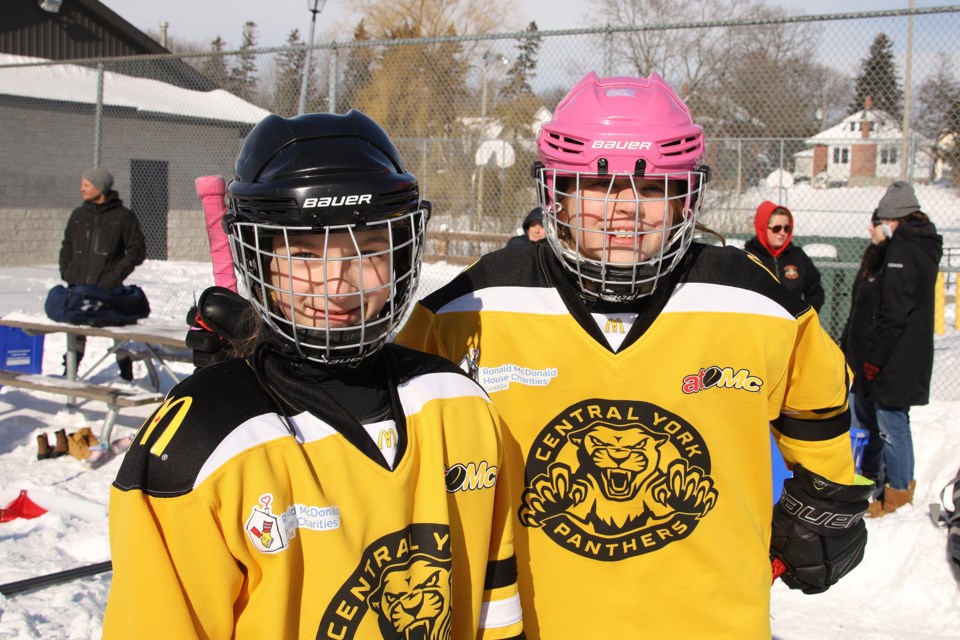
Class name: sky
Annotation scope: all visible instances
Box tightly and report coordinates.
[0,248,959,637]
[96,0,958,50]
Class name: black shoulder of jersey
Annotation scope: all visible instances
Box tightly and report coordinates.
[113,358,279,498]
[685,243,811,318]
[382,342,475,387]
[416,243,552,313]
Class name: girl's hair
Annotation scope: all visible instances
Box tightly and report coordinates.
[236,305,263,358]
[901,210,930,224]
[859,242,887,280]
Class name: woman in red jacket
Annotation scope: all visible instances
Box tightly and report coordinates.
[744,201,824,312]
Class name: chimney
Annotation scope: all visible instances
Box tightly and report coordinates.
[861,95,872,139]
[159,21,169,48]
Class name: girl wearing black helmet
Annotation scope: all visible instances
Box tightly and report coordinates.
[103,111,523,639]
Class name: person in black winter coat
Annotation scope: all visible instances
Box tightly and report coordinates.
[505,207,546,248]
[59,168,147,378]
[840,181,943,517]
[744,201,825,312]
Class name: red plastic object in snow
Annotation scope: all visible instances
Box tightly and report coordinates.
[0,490,48,522]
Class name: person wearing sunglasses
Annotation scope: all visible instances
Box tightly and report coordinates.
[744,201,824,312]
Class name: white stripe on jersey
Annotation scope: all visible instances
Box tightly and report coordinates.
[662,282,796,320]
[479,593,523,629]
[397,372,491,418]
[436,286,567,315]
[195,411,338,488]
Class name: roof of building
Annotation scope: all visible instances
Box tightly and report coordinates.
[0,53,270,125]
[805,108,930,145]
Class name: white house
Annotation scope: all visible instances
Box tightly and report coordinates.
[793,98,933,186]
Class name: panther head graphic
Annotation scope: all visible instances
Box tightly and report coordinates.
[367,555,452,640]
[569,422,666,501]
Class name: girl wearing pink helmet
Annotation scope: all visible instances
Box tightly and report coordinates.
[398,71,870,639]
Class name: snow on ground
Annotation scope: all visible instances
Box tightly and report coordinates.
[0,261,958,639]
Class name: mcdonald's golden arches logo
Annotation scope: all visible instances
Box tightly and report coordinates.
[377,427,397,450]
[605,317,626,334]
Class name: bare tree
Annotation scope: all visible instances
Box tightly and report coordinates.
[348,0,511,40]
[917,54,960,186]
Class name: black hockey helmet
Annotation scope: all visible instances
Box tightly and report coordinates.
[225,110,431,365]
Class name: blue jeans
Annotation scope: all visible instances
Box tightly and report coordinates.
[853,394,914,490]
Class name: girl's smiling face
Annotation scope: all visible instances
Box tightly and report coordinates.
[558,176,680,265]
[268,228,392,330]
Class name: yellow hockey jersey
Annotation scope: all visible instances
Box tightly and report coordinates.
[397,243,854,640]
[103,345,523,640]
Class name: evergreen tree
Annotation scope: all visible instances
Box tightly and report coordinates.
[273,29,307,116]
[502,22,541,100]
[200,36,230,89]
[850,33,903,120]
[337,20,374,113]
[228,21,260,104]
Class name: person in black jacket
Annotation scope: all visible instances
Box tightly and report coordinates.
[505,207,546,248]
[59,168,146,379]
[744,201,824,312]
[840,181,943,517]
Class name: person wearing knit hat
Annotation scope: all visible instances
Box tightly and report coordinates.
[743,200,824,312]
[505,207,546,248]
[840,181,942,517]
[875,180,920,220]
[81,167,114,198]
[59,168,146,380]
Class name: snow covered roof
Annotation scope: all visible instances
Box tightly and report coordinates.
[0,53,270,125]
[805,108,928,145]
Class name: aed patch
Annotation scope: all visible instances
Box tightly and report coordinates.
[319,523,453,640]
[519,399,717,561]
[783,264,799,280]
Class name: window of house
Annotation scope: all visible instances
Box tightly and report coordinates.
[880,147,898,164]
[832,147,850,164]
[850,122,857,132]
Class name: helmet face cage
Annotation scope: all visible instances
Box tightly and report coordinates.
[537,168,706,302]
[230,209,427,365]
[535,72,708,302]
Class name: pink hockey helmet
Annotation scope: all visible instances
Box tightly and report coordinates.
[535,71,709,301]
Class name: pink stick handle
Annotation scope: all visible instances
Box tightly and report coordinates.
[194,175,237,293]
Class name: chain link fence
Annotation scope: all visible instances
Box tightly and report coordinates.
[1,6,960,396]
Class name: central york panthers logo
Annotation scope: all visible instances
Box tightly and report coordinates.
[519,399,718,560]
[319,524,452,639]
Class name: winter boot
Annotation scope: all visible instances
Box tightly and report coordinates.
[866,499,885,518]
[51,429,69,458]
[36,434,52,460]
[881,483,914,515]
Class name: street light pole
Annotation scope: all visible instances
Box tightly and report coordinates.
[298,0,327,116]
[900,0,915,181]
[475,52,507,230]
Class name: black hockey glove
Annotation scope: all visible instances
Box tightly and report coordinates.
[770,464,873,594]
[185,286,256,369]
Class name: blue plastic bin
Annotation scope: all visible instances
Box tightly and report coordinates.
[850,428,869,475]
[0,326,45,374]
